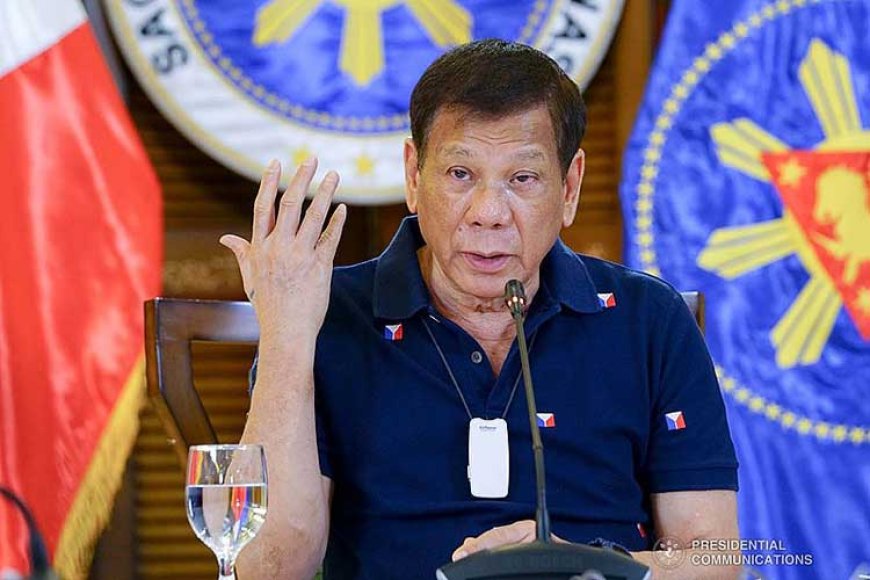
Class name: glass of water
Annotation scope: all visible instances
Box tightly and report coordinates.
[186,444,268,580]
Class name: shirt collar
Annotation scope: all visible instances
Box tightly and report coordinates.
[373,216,430,320]
[372,215,603,320]
[540,238,604,315]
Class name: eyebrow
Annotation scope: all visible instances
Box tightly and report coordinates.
[436,146,547,162]
[438,145,472,158]
[512,149,547,163]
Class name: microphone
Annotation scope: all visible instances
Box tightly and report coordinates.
[435,280,650,580]
[0,486,57,580]
[504,279,550,543]
[504,279,526,318]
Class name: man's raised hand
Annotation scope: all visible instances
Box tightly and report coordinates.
[220,158,347,343]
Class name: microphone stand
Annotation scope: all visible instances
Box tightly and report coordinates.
[510,279,551,544]
[435,280,650,580]
[0,486,57,580]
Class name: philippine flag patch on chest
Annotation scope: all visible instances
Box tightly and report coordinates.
[384,323,403,341]
[665,411,687,431]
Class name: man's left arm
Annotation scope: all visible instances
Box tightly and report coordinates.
[628,288,740,578]
[630,489,740,579]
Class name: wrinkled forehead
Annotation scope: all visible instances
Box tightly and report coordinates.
[435,143,550,166]
[425,104,559,161]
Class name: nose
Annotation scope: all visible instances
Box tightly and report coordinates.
[465,179,512,229]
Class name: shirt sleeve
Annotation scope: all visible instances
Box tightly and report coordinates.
[312,363,335,479]
[248,351,334,479]
[643,292,739,493]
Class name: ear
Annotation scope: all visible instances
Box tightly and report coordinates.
[404,138,421,214]
[561,148,585,228]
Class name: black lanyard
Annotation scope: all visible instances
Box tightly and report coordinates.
[421,315,537,421]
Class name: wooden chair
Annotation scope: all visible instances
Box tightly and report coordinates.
[144,298,258,467]
[681,290,705,331]
[143,292,704,467]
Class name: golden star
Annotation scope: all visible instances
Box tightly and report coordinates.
[356,154,376,176]
[290,146,313,167]
[705,43,722,60]
[777,157,807,188]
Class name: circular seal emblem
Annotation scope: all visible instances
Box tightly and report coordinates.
[105,0,624,204]
[623,0,870,442]
[652,536,686,570]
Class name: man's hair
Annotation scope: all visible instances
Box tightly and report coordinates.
[409,39,587,176]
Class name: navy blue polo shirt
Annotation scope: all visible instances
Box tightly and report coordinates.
[253,216,737,580]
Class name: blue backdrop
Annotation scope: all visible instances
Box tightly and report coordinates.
[620,1,870,578]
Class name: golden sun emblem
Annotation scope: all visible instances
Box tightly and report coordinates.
[251,0,472,86]
[698,39,870,369]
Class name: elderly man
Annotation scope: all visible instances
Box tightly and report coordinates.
[220,40,739,579]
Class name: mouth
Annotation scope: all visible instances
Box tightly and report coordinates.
[461,252,512,273]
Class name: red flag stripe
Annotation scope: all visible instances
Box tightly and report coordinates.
[0,6,162,575]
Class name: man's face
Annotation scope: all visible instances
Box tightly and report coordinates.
[404,105,584,300]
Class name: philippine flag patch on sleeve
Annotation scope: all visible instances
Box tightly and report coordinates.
[665,411,687,431]
[536,413,556,428]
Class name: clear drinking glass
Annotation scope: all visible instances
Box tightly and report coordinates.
[185,444,268,580]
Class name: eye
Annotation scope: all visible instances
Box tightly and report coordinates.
[512,172,538,185]
[449,167,471,181]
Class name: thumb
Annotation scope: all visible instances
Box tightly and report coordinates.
[452,520,536,561]
[219,234,249,262]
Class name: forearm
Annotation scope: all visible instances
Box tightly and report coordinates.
[237,338,329,579]
[631,550,741,580]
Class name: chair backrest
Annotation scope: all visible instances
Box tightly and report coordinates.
[144,291,704,467]
[681,290,704,331]
[144,298,258,466]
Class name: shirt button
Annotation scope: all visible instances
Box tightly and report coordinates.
[471,351,483,364]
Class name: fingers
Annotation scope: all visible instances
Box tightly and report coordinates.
[252,160,281,244]
[316,203,347,261]
[252,156,342,253]
[452,520,536,561]
[219,234,250,262]
[275,157,319,238]
[297,170,340,247]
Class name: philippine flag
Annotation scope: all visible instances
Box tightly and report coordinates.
[536,413,556,428]
[597,292,616,309]
[665,411,687,431]
[0,0,162,575]
[384,323,404,341]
